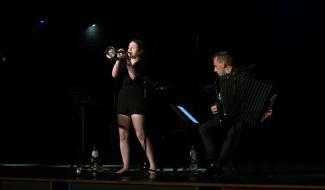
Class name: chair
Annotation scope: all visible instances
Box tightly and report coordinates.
[228,93,278,177]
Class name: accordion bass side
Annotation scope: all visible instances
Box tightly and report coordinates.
[219,73,275,126]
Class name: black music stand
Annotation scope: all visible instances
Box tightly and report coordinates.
[67,86,101,176]
[169,104,200,172]
[169,104,199,126]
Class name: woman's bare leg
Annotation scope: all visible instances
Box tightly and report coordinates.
[131,114,157,172]
[116,114,131,174]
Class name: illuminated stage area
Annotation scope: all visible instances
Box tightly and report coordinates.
[2,163,325,190]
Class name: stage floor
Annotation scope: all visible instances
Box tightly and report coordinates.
[1,163,325,190]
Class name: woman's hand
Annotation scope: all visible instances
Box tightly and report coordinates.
[116,48,128,61]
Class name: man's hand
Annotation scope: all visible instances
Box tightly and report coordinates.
[261,108,273,122]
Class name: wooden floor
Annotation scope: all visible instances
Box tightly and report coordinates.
[1,164,325,190]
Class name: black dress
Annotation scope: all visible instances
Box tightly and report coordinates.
[116,60,145,116]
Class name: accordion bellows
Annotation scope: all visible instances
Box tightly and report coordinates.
[218,71,275,126]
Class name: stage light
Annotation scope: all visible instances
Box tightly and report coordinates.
[39,19,46,24]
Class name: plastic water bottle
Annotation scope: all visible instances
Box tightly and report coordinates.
[189,145,198,174]
[90,146,99,175]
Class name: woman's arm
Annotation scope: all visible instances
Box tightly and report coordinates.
[112,60,121,78]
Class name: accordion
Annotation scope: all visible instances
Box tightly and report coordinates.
[217,71,275,126]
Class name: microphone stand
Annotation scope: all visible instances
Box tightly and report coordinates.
[109,78,119,171]
[141,77,160,173]
[75,98,89,176]
[105,59,119,174]
[140,77,168,173]
[141,79,149,172]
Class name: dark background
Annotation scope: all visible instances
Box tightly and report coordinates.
[0,0,324,169]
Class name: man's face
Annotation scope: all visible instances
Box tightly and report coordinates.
[213,57,225,76]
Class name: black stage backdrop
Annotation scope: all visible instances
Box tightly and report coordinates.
[0,1,324,168]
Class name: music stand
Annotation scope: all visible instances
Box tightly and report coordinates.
[169,104,199,172]
[67,85,101,176]
[169,104,199,126]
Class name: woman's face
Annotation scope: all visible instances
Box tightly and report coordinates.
[128,41,142,59]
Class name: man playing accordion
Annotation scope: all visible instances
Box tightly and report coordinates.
[199,51,275,177]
